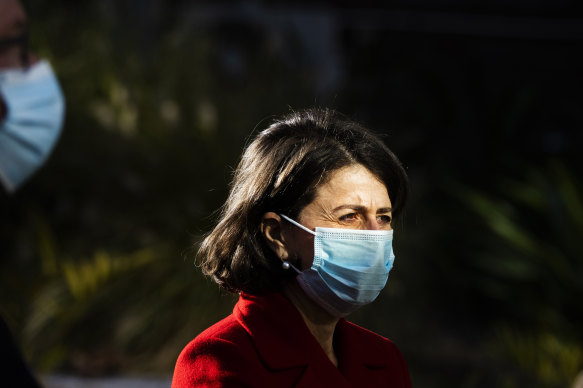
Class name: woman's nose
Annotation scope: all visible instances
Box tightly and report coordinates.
[365,217,381,230]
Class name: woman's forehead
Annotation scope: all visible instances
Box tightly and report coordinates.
[310,165,391,209]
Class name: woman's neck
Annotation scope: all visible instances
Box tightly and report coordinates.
[283,280,340,367]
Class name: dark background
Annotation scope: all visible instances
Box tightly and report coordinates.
[1,1,582,386]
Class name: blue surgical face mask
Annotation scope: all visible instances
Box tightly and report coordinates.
[280,214,395,317]
[0,60,65,193]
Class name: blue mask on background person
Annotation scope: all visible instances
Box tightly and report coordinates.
[280,214,395,317]
[0,60,65,193]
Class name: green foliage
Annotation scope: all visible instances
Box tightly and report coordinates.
[492,327,583,387]
[456,161,583,386]
[1,2,580,385]
[2,0,310,375]
[5,207,230,373]
[457,161,583,330]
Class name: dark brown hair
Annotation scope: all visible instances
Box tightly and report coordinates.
[198,108,408,294]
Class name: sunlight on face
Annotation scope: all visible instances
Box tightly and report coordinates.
[284,164,393,270]
[299,164,392,231]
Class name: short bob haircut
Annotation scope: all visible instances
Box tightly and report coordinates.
[199,108,408,294]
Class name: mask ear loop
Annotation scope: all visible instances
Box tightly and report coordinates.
[278,214,314,274]
[279,214,316,236]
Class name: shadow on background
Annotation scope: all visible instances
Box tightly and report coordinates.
[1,1,582,387]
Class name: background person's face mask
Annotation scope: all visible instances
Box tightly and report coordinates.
[0,60,65,193]
[280,214,395,317]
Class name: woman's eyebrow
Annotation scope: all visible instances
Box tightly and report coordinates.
[331,205,392,213]
[332,204,366,212]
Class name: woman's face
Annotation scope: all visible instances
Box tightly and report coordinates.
[284,163,392,269]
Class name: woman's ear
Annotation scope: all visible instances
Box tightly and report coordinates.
[261,212,290,262]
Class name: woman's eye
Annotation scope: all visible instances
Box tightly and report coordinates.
[339,213,358,222]
[377,215,392,225]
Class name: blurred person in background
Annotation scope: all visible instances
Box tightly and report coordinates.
[0,0,64,196]
[172,109,412,387]
[0,0,65,386]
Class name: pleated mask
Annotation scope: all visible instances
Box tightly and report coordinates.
[280,214,395,317]
[0,60,65,193]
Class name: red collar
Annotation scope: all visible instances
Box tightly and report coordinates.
[233,292,390,371]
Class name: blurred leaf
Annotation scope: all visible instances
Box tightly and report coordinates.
[493,326,583,387]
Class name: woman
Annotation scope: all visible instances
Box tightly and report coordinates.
[172,108,412,387]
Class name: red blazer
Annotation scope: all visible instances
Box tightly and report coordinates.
[172,292,412,388]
